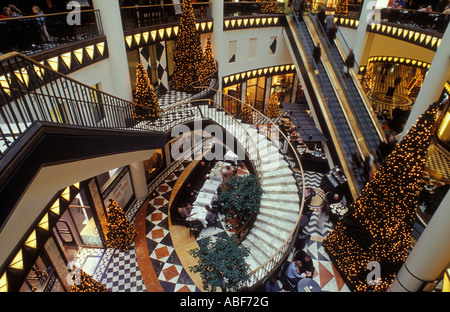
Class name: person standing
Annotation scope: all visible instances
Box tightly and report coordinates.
[313,43,321,64]
[344,49,355,77]
[32,6,51,42]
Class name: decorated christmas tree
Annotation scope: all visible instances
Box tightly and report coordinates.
[203,37,216,78]
[336,0,349,14]
[258,0,281,14]
[133,62,160,121]
[70,269,108,292]
[264,92,280,118]
[323,102,440,292]
[171,0,206,92]
[239,96,253,124]
[105,199,137,252]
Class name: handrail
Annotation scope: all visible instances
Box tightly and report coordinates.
[0,10,103,56]
[189,84,305,287]
[305,8,386,163]
[290,9,365,195]
[0,52,172,158]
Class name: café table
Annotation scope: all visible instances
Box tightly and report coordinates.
[193,191,215,208]
[201,179,222,194]
[297,278,321,292]
[187,206,208,228]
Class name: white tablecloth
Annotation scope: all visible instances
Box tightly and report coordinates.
[187,206,208,228]
[193,191,215,208]
[201,179,222,194]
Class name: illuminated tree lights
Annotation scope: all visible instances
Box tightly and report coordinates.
[133,62,161,121]
[70,269,108,292]
[239,96,253,124]
[323,102,440,292]
[264,93,280,118]
[171,0,207,93]
[203,36,216,78]
[258,0,281,14]
[105,199,137,252]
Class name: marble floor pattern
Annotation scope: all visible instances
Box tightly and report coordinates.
[88,166,351,292]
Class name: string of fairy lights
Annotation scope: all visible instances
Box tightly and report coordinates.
[324,102,440,291]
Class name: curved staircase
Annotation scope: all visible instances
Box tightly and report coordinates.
[197,103,303,272]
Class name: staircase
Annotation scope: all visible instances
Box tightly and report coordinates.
[198,103,302,272]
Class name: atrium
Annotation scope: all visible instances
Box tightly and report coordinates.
[0,0,449,296]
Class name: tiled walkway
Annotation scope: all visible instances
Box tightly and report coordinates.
[72,165,350,292]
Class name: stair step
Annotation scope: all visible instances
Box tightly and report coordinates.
[259,207,299,224]
[262,183,299,193]
[256,214,295,235]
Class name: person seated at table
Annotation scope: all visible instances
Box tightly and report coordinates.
[205,205,218,226]
[222,166,235,179]
[302,255,315,277]
[286,261,311,285]
[178,203,194,219]
[265,277,282,292]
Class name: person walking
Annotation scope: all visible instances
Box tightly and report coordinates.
[344,49,355,77]
[313,43,321,64]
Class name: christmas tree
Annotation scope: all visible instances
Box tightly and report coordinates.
[336,0,349,14]
[70,269,108,292]
[105,199,137,252]
[258,0,281,14]
[239,96,253,124]
[264,93,280,118]
[323,102,440,292]
[203,37,216,78]
[171,0,206,92]
[133,62,160,120]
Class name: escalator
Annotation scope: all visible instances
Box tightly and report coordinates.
[304,13,384,156]
[284,13,366,196]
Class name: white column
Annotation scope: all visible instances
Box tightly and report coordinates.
[129,161,148,201]
[352,0,372,66]
[401,26,450,139]
[92,0,133,102]
[391,190,450,292]
[211,0,224,101]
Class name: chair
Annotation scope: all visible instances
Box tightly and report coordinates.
[188,221,203,237]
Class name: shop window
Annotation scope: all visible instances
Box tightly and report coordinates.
[102,167,135,213]
[127,49,140,91]
[271,73,294,103]
[246,77,265,112]
[53,188,103,259]
[437,110,450,149]
[223,83,242,115]
[19,253,64,292]
[144,148,165,182]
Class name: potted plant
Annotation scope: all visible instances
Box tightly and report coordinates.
[219,174,264,231]
[189,235,250,292]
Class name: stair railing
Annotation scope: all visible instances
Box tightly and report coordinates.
[188,83,306,287]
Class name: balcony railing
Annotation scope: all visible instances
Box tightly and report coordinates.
[120,2,211,31]
[0,10,103,56]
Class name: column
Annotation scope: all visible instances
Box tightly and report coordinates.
[211,0,224,102]
[129,161,148,201]
[391,190,450,292]
[92,0,133,102]
[352,0,373,66]
[401,26,450,139]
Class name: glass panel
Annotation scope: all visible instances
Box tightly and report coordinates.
[70,190,103,247]
[19,253,63,292]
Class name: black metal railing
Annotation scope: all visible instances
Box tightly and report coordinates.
[224,1,287,16]
[0,10,103,56]
[120,2,211,31]
[0,52,140,156]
